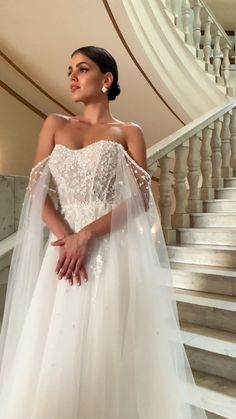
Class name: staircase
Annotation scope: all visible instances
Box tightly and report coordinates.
[170,193,236,419]
[147,100,236,418]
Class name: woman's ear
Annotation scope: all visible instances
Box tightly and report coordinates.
[104,72,113,89]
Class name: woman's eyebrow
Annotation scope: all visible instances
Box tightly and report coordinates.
[67,61,89,71]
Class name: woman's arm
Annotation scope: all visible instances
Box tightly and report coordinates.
[32,114,73,239]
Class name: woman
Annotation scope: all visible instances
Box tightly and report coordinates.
[0,46,207,418]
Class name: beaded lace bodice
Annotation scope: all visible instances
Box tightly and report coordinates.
[49,140,120,208]
[47,140,150,230]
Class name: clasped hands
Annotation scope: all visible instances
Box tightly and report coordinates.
[50,228,91,286]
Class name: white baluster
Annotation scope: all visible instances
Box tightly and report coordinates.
[211,119,223,188]
[200,127,214,200]
[202,15,212,71]
[191,0,202,57]
[187,135,202,213]
[230,108,236,171]
[212,27,222,82]
[159,157,176,244]
[171,0,178,24]
[172,145,189,228]
[222,41,231,88]
[181,0,191,41]
[221,113,232,178]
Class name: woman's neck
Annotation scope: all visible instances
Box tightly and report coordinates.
[77,101,114,125]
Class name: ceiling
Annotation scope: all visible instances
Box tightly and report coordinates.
[206,0,236,30]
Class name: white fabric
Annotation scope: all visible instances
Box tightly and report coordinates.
[0,140,207,418]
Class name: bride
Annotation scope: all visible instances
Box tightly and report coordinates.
[0,46,207,418]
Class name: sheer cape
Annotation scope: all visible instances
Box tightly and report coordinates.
[0,143,207,419]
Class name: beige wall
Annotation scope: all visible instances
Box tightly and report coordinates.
[0,88,43,176]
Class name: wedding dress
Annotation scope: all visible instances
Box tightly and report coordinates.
[0,135,207,418]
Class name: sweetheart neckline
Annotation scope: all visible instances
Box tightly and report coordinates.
[54,140,125,153]
[51,140,151,179]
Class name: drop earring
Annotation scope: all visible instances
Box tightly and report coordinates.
[101,86,108,93]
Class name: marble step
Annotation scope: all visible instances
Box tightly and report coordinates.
[177,228,236,246]
[175,289,236,333]
[0,233,15,274]
[224,178,236,188]
[181,322,236,382]
[215,188,236,200]
[190,213,236,228]
[168,244,236,268]
[171,263,236,296]
[203,199,236,213]
[194,370,236,419]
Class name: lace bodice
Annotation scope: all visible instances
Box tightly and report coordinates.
[46,139,150,231]
[49,140,121,208]
[48,140,128,230]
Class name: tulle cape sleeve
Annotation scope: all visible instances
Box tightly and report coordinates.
[108,145,207,419]
[0,156,51,385]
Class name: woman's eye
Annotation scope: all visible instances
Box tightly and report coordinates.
[67,67,88,77]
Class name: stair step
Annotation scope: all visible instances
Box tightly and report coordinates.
[215,188,236,199]
[224,178,236,188]
[203,200,236,213]
[171,262,236,296]
[168,244,236,269]
[175,289,236,333]
[181,322,236,382]
[177,228,236,246]
[190,213,236,228]
[0,233,15,272]
[193,370,236,419]
[0,283,7,322]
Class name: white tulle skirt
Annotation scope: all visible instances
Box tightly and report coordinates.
[0,148,207,418]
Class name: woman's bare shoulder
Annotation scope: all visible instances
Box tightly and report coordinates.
[122,122,145,146]
[114,120,144,139]
[48,113,72,125]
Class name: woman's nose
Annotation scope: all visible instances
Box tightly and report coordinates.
[70,72,78,82]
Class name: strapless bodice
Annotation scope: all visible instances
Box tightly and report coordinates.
[48,140,124,230]
[49,140,123,206]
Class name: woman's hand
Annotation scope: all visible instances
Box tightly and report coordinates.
[50,228,92,286]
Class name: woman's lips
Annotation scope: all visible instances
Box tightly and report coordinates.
[71,86,80,92]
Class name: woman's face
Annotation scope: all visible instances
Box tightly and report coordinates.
[68,52,111,104]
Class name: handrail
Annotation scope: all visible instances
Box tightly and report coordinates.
[199,0,233,48]
[147,99,236,167]
[146,98,236,244]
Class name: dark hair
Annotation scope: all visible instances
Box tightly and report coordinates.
[71,46,120,101]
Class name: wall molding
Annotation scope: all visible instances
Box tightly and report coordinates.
[0,80,46,118]
[0,50,74,117]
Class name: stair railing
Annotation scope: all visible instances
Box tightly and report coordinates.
[164,0,235,95]
[147,99,236,244]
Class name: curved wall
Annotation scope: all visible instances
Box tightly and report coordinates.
[106,0,231,120]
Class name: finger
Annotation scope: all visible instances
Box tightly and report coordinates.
[58,257,71,279]
[80,266,88,282]
[65,258,77,280]
[55,255,66,275]
[51,239,65,246]
[73,258,83,278]
[73,273,81,287]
